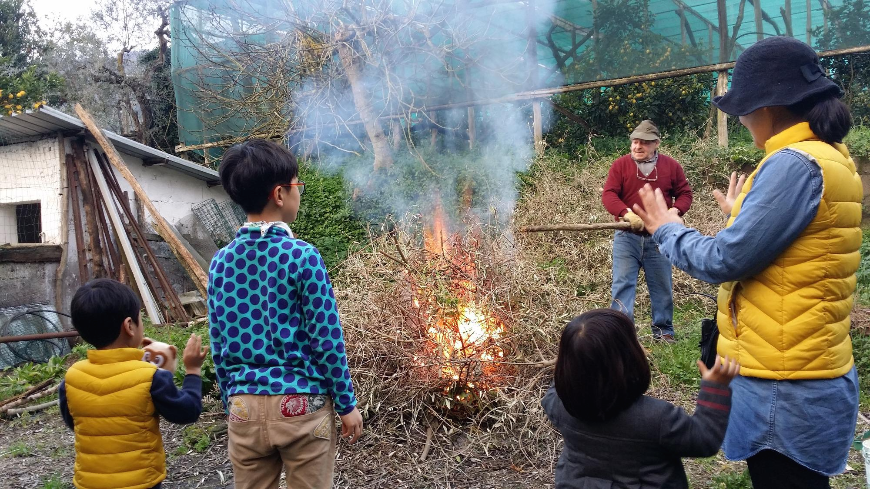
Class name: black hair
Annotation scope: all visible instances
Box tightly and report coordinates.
[554,309,651,423]
[70,278,142,348]
[788,93,853,144]
[219,139,299,214]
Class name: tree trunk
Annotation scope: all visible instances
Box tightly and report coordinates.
[336,32,394,170]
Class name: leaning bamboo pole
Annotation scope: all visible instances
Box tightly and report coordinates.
[75,104,209,300]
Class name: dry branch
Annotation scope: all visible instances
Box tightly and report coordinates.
[4,399,59,416]
[0,379,52,410]
[0,383,60,414]
[419,424,436,461]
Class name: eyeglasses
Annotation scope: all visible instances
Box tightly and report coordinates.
[276,181,305,195]
[636,166,657,182]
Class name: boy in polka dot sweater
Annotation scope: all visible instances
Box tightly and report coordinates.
[208,139,363,489]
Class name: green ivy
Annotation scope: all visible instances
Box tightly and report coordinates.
[291,162,368,270]
[845,126,870,163]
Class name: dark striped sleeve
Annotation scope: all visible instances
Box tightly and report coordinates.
[658,380,732,457]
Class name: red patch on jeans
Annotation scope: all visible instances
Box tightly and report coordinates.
[280,395,308,417]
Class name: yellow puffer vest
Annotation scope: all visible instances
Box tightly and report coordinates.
[716,122,862,380]
[65,348,165,489]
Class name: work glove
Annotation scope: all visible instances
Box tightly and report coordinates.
[621,211,645,233]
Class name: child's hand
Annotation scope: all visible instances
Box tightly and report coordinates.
[697,356,740,386]
[339,407,363,444]
[182,334,207,376]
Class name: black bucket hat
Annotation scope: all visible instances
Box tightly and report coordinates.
[712,36,843,116]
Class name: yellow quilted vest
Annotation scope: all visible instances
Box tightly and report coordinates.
[64,348,165,489]
[716,122,862,380]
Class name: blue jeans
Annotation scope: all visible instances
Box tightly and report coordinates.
[610,230,674,336]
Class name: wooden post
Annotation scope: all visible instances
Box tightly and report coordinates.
[783,0,793,37]
[84,148,164,324]
[717,0,729,148]
[65,156,88,283]
[465,62,476,150]
[467,107,476,150]
[527,0,543,155]
[753,0,764,40]
[71,140,106,278]
[708,25,714,62]
[806,0,812,44]
[55,134,70,316]
[429,112,438,148]
[75,104,209,300]
[679,8,687,45]
[716,71,729,148]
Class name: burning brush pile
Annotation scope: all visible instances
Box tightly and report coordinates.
[330,209,579,463]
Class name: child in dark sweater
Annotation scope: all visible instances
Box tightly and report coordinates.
[542,309,739,489]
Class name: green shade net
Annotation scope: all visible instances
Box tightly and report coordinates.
[170,0,867,155]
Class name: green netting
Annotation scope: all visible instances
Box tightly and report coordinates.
[170,0,867,154]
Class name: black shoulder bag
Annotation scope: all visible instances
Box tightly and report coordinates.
[696,293,719,369]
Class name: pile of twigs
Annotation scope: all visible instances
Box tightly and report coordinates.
[0,379,60,417]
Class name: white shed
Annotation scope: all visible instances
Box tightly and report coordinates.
[0,107,238,346]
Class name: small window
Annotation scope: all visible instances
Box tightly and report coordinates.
[15,203,41,243]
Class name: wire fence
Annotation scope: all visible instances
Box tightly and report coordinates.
[192,198,246,247]
[0,306,71,368]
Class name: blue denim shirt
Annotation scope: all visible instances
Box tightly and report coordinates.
[651,149,859,474]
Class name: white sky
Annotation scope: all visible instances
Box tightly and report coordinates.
[30,0,100,31]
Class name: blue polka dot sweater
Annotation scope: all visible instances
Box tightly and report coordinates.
[207,224,357,416]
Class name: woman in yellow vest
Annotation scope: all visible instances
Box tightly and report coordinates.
[633,36,860,489]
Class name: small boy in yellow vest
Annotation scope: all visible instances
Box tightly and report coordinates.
[59,278,207,489]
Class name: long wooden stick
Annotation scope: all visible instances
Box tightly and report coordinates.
[519,222,632,233]
[0,379,52,410]
[71,140,106,278]
[4,399,59,416]
[75,104,209,299]
[0,383,60,414]
[85,148,164,324]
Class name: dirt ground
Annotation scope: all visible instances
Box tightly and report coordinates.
[1,404,868,488]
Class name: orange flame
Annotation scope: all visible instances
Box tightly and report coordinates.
[419,199,505,389]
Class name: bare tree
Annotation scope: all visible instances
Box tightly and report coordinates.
[172,0,552,168]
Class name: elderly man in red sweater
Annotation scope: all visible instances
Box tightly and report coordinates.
[602,120,693,343]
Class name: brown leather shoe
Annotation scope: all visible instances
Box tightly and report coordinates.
[657,334,676,344]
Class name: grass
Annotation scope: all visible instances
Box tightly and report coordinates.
[0,355,69,401]
[39,474,72,489]
[6,441,33,458]
[708,469,753,489]
[181,424,213,454]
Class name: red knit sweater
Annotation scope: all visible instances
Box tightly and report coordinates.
[601,153,693,219]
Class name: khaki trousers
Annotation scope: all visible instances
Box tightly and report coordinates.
[227,394,336,489]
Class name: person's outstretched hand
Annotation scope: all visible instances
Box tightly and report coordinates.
[340,407,364,444]
[697,355,740,386]
[182,333,208,376]
[712,172,747,216]
[632,184,683,235]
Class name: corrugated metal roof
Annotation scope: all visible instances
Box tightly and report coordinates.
[0,106,220,184]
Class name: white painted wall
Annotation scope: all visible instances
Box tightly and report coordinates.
[0,138,62,244]
[0,203,17,244]
[108,148,229,227]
